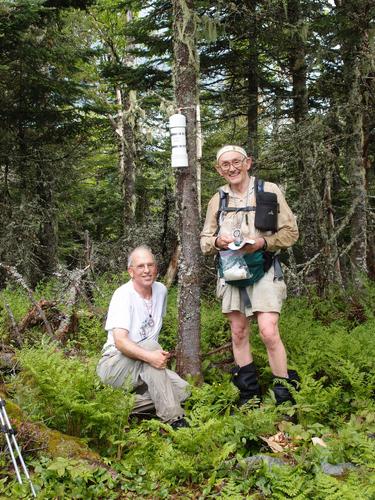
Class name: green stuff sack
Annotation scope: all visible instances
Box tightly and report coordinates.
[219,250,265,287]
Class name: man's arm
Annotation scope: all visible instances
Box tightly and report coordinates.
[113,328,170,369]
[200,192,228,255]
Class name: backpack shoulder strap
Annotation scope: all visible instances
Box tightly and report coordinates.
[255,177,264,194]
[215,188,228,234]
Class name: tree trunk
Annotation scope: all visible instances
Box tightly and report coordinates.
[104,10,137,244]
[246,0,258,159]
[363,69,374,278]
[321,167,343,288]
[347,61,367,279]
[287,0,308,124]
[113,87,137,242]
[287,0,324,286]
[17,123,39,285]
[338,0,369,282]
[172,0,202,379]
[36,171,58,279]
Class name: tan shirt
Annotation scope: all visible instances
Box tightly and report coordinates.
[200,176,299,255]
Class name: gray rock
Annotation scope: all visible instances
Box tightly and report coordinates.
[240,454,287,471]
[321,462,356,477]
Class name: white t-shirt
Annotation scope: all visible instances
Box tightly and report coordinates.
[102,280,168,354]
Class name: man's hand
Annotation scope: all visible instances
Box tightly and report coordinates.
[147,349,171,369]
[215,234,234,250]
[242,237,266,254]
[113,328,170,368]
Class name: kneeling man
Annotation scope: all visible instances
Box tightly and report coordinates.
[97,245,189,428]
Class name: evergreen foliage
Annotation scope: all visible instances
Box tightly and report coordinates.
[1,0,373,285]
[0,0,98,284]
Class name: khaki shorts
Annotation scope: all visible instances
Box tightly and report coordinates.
[216,266,287,317]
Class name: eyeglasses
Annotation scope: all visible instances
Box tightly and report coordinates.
[131,263,156,271]
[218,158,246,171]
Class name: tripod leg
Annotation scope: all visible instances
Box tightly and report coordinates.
[0,400,36,497]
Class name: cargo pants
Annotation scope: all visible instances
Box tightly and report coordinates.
[96,338,190,423]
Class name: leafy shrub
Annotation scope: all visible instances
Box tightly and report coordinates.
[277,299,375,426]
[200,296,230,352]
[92,271,129,311]
[119,396,277,490]
[67,313,107,355]
[158,286,179,351]
[1,455,122,499]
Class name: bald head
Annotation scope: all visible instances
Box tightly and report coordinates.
[127,246,157,291]
[127,245,156,268]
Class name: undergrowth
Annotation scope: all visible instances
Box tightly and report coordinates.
[12,342,134,453]
[0,279,374,498]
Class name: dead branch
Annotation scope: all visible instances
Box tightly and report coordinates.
[0,264,54,338]
[18,300,57,334]
[76,287,101,315]
[165,245,181,288]
[55,266,90,341]
[169,342,232,361]
[3,302,22,346]
[336,236,359,262]
[297,194,362,277]
[205,342,232,357]
[84,230,94,271]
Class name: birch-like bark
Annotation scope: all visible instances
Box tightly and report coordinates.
[103,10,137,241]
[113,87,137,236]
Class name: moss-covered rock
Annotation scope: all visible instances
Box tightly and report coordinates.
[0,392,115,476]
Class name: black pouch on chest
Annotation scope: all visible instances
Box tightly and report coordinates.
[254,180,278,232]
[216,179,278,233]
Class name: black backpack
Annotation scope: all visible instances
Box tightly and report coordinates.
[216,178,278,233]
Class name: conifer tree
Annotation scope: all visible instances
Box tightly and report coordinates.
[335,0,372,282]
[172,0,202,378]
[0,1,93,284]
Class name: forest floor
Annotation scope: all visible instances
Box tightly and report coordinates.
[0,276,374,498]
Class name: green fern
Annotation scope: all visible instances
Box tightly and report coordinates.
[13,342,134,450]
[255,464,310,499]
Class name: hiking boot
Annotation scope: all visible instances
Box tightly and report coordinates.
[232,362,262,406]
[272,370,300,405]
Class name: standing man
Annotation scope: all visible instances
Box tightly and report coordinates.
[200,145,299,406]
[97,245,189,428]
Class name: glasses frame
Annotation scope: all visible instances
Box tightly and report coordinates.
[218,157,247,172]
